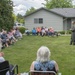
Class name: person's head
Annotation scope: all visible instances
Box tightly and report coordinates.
[36,46,51,63]
[0,52,4,57]
[72,21,75,25]
[3,31,7,34]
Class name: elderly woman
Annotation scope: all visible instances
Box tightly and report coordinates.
[30,46,59,74]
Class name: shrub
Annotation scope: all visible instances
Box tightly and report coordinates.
[58,31,65,34]
[67,30,71,34]
[58,30,71,34]
[18,26,25,34]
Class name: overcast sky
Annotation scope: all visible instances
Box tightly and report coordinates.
[12,0,45,16]
[11,0,75,16]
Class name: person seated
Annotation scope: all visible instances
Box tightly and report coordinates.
[25,28,30,36]
[41,27,46,37]
[30,46,59,74]
[36,27,41,35]
[15,28,22,39]
[7,30,17,45]
[1,31,9,47]
[0,52,9,75]
[0,52,14,75]
[49,27,55,36]
[32,28,37,35]
[0,52,5,62]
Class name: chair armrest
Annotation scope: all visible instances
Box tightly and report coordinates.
[11,65,18,74]
[29,71,56,75]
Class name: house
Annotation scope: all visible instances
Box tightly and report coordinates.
[24,7,75,31]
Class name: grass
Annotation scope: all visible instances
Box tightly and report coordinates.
[2,35,75,75]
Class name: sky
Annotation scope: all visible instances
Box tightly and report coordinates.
[12,0,45,16]
[11,0,75,16]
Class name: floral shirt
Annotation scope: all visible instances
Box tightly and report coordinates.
[34,60,56,72]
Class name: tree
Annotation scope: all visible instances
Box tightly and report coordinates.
[43,0,73,9]
[0,0,14,31]
[12,13,16,21]
[73,5,75,8]
[25,7,36,15]
[16,14,25,24]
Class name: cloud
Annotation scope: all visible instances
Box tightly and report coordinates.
[12,0,75,16]
[13,4,27,15]
[13,4,26,11]
[12,0,46,16]
[72,0,75,5]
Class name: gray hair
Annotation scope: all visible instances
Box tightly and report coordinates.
[36,46,51,63]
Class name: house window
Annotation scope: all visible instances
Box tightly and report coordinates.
[34,18,39,23]
[39,18,43,23]
[34,18,43,24]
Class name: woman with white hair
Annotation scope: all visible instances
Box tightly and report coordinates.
[30,46,59,74]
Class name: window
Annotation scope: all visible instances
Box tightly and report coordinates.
[39,18,43,23]
[34,18,43,24]
[34,18,39,23]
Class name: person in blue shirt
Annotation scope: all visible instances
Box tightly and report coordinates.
[30,46,59,74]
[32,28,37,35]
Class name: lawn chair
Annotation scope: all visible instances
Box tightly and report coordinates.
[0,60,18,75]
[29,71,57,75]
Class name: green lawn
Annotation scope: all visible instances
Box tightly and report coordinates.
[2,35,75,75]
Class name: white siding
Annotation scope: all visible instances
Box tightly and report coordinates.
[25,9,63,31]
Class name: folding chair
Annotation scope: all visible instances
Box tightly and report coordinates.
[10,64,18,75]
[0,60,18,75]
[29,71,57,75]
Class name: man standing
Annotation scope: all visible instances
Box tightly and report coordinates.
[70,21,75,45]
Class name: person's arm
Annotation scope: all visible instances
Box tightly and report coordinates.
[55,62,59,72]
[54,61,59,73]
[30,61,35,71]
[52,60,59,73]
[0,38,1,42]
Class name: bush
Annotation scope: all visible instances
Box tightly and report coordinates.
[58,30,71,34]
[67,30,71,34]
[18,26,25,34]
[58,31,65,34]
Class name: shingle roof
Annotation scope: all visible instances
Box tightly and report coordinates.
[24,7,64,17]
[24,7,75,18]
[50,8,75,18]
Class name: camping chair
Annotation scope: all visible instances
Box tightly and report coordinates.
[29,71,57,75]
[0,60,18,75]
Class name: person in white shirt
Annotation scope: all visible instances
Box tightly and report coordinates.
[0,52,9,75]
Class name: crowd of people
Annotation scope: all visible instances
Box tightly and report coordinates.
[0,27,22,50]
[25,27,58,37]
[0,27,59,75]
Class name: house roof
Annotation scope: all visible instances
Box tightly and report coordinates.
[24,7,75,18]
[24,7,65,17]
[50,8,75,18]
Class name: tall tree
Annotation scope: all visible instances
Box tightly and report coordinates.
[25,7,36,15]
[16,14,25,24]
[43,0,73,9]
[12,13,16,21]
[0,0,14,31]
